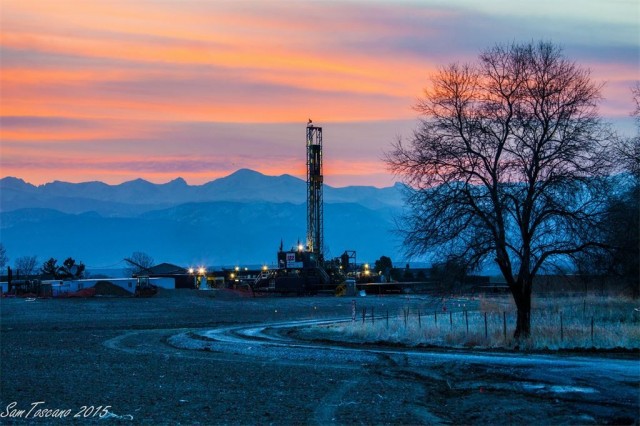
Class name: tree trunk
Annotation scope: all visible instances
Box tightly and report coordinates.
[511,279,533,339]
[514,302,531,339]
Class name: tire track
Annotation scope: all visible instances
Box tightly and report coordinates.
[313,379,361,426]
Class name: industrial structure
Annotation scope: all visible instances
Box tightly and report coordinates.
[306,122,324,259]
[252,121,333,294]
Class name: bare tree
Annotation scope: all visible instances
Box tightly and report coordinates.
[124,252,155,277]
[14,256,38,277]
[588,83,640,295]
[613,82,640,177]
[0,243,8,269]
[386,41,613,338]
[633,82,640,125]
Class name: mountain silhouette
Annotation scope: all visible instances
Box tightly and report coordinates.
[0,170,406,269]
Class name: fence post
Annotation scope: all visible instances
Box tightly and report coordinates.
[591,316,594,342]
[386,310,389,328]
[484,312,488,338]
[418,310,422,328]
[503,312,507,341]
[351,300,356,322]
[404,308,408,328]
[450,311,453,330]
[465,310,469,334]
[434,310,438,327]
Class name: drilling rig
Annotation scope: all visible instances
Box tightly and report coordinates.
[306,122,324,260]
[252,120,332,294]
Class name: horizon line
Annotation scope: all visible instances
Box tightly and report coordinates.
[0,168,401,189]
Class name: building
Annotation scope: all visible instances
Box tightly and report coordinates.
[138,263,194,289]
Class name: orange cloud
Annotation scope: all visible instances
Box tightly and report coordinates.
[1,0,438,126]
[1,0,636,188]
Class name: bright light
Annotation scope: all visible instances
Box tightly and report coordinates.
[230,273,235,279]
[364,263,369,269]
[364,270,371,276]
[198,267,206,275]
[298,244,304,251]
[235,266,240,271]
[262,265,268,271]
[244,267,248,271]
[188,267,194,274]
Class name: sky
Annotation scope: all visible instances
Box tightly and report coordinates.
[1,0,638,188]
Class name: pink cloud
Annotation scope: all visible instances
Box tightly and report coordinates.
[1,0,636,187]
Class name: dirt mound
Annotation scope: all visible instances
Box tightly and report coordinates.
[94,281,134,297]
[68,287,96,298]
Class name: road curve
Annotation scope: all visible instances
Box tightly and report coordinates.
[104,318,640,425]
[171,318,639,377]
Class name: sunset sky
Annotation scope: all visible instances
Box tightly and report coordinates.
[1,0,638,188]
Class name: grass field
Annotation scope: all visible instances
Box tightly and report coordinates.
[313,295,640,350]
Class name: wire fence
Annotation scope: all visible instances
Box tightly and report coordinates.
[348,301,640,349]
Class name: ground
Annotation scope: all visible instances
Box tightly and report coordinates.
[1,290,638,425]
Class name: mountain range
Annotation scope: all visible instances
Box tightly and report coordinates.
[0,169,408,270]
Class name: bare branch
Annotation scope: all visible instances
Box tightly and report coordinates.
[386,41,616,338]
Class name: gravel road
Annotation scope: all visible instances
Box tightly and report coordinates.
[1,290,638,425]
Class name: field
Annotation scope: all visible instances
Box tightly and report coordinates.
[304,294,640,351]
[1,290,638,424]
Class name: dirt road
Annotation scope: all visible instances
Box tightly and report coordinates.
[1,290,638,424]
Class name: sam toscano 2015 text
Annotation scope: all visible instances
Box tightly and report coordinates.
[1,402,112,419]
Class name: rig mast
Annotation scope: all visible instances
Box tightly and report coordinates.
[306,122,323,260]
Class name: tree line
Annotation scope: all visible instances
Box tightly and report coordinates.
[0,249,86,281]
[0,248,155,280]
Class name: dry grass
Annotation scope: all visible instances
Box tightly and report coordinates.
[313,295,640,351]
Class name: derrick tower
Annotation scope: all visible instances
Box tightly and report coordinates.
[306,121,323,260]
